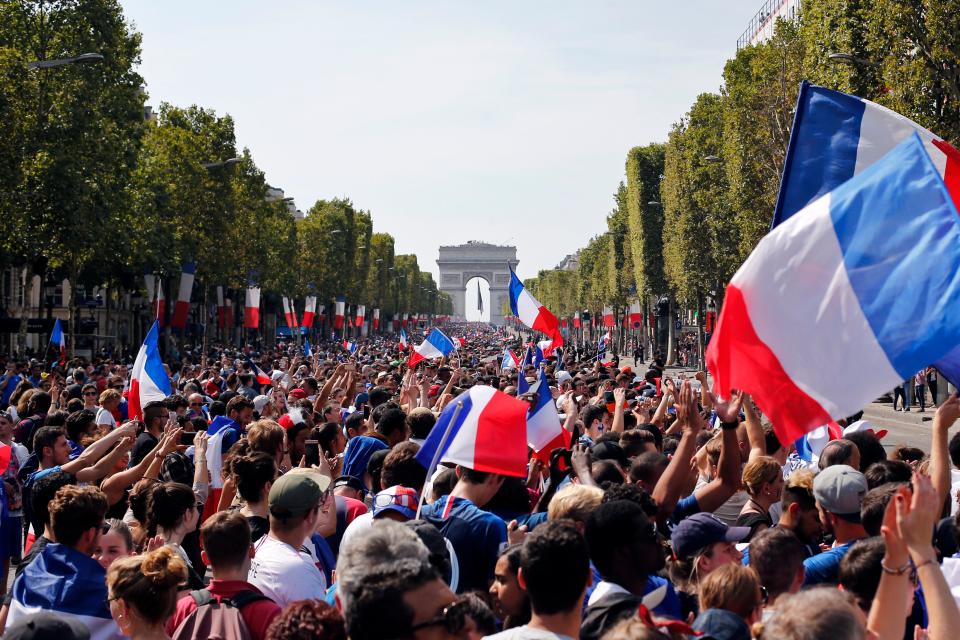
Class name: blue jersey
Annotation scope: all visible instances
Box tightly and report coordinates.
[421,495,507,593]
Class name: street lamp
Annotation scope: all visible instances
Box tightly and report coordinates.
[647,201,660,206]
[27,52,104,70]
[202,157,241,170]
[828,52,877,67]
[330,229,343,235]
[703,155,722,163]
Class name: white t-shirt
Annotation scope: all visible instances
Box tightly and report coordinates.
[950,469,960,516]
[95,407,116,429]
[248,534,328,608]
[485,627,575,640]
[339,512,375,551]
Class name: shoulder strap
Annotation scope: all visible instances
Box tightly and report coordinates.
[190,589,213,606]
[227,590,272,609]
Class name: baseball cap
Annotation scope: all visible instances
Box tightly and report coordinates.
[353,392,369,409]
[269,472,323,518]
[252,395,271,414]
[289,388,307,400]
[671,513,750,560]
[333,475,366,495]
[372,486,419,520]
[556,371,573,384]
[3,612,90,640]
[813,464,867,521]
[843,419,888,440]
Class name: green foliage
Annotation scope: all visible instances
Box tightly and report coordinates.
[625,144,666,297]
[524,269,578,318]
[605,182,634,309]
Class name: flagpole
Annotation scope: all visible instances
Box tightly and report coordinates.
[415,400,465,520]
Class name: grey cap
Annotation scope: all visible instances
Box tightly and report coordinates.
[813,464,867,520]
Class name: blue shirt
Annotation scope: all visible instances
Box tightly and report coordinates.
[420,495,507,593]
[0,374,21,408]
[803,540,858,585]
[669,494,701,526]
[584,563,683,620]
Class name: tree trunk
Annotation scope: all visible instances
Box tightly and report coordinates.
[697,295,706,373]
[16,266,29,357]
[666,297,677,366]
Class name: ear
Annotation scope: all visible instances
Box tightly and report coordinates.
[248,544,256,559]
[201,549,210,565]
[455,465,463,479]
[787,502,799,517]
[516,567,528,591]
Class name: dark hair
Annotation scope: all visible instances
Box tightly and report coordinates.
[366,449,390,493]
[459,467,493,485]
[839,537,885,612]
[45,409,70,426]
[580,404,607,429]
[145,482,196,535]
[143,401,167,427]
[461,593,496,636]
[521,520,590,615]
[891,446,925,464]
[485,476,534,518]
[32,425,66,458]
[844,431,887,472]
[619,429,655,457]
[266,600,347,640]
[376,407,407,441]
[763,424,783,455]
[27,391,52,416]
[368,386,392,408]
[201,511,253,569]
[30,470,76,530]
[342,560,439,640]
[860,483,904,536]
[864,460,912,489]
[591,460,625,488]
[629,452,668,487]
[636,423,663,452]
[406,409,435,440]
[949,432,960,469]
[818,439,858,470]
[226,395,255,416]
[381,442,426,490]
[208,400,226,418]
[316,422,342,457]
[344,411,366,435]
[231,452,276,503]
[585,499,654,579]
[65,410,96,444]
[50,485,108,547]
[748,527,804,600]
[430,467,458,501]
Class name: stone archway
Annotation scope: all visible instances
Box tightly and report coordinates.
[437,242,517,325]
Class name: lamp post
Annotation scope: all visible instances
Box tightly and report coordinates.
[199,157,241,352]
[26,52,104,70]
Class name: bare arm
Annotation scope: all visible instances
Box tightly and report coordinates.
[652,381,700,518]
[315,363,345,409]
[101,431,177,506]
[931,394,959,510]
[868,489,911,640]
[75,437,134,483]
[692,392,743,513]
[695,371,713,412]
[742,393,766,463]
[610,388,626,434]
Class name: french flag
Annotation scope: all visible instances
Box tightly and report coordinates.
[129,321,171,421]
[216,286,227,328]
[573,311,581,329]
[774,81,960,228]
[527,367,569,455]
[501,348,520,370]
[708,134,960,446]
[49,318,66,365]
[334,296,346,330]
[409,328,456,368]
[399,328,408,351]
[508,269,563,346]
[602,306,615,328]
[415,385,530,477]
[343,339,357,354]
[372,308,380,330]
[532,344,544,368]
[537,339,556,358]
[597,331,610,361]
[247,358,272,386]
[170,262,195,329]
[304,339,313,358]
[355,304,366,327]
[282,296,295,328]
[303,295,318,328]
[245,280,261,329]
[629,300,643,329]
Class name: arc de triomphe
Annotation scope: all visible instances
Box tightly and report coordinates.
[437,242,518,325]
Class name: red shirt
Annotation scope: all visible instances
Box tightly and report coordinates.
[341,496,368,524]
[166,579,281,640]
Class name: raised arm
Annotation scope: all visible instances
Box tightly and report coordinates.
[610,388,626,434]
[741,393,766,463]
[101,430,178,506]
[930,394,959,510]
[61,422,137,476]
[692,391,743,513]
[652,381,701,518]
[867,488,911,640]
[75,437,134,483]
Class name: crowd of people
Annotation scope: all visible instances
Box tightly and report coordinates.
[0,324,959,639]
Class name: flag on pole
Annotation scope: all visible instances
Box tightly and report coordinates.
[708,134,960,445]
[629,300,643,329]
[501,348,520,370]
[282,297,294,328]
[602,306,615,328]
[246,358,272,386]
[49,318,66,366]
[573,312,581,329]
[532,344,544,368]
[415,385,530,477]
[372,308,380,330]
[355,305,366,327]
[597,331,611,361]
[303,295,318,328]
[399,328,409,351]
[129,321,171,421]
[527,367,567,453]
[304,339,313,358]
[520,345,534,369]
[334,296,346,330]
[477,281,483,313]
[343,339,357,354]
[508,268,563,346]
[244,275,261,329]
[408,328,457,367]
[170,262,195,329]
[216,286,226,328]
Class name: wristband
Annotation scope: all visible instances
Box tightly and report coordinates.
[881,559,911,575]
[720,420,739,430]
[913,557,936,571]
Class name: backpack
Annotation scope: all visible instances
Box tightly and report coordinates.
[171,588,271,640]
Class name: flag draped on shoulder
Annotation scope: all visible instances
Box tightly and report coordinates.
[129,321,171,421]
[508,269,563,346]
[409,328,456,367]
[708,134,960,446]
[415,385,530,477]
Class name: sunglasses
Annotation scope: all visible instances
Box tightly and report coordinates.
[190,402,203,407]
[408,598,468,635]
[84,391,98,396]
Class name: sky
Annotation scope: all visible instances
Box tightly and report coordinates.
[121,0,763,301]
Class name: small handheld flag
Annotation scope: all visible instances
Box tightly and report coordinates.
[246,358,272,386]
[409,328,456,367]
[49,318,66,366]
[129,321,172,421]
[399,328,409,351]
[304,339,313,358]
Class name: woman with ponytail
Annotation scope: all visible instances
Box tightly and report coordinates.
[107,546,188,639]
[229,451,277,542]
[145,481,204,589]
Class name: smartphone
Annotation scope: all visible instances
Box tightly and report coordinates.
[604,391,615,404]
[305,439,321,468]
[363,405,370,419]
[180,431,197,446]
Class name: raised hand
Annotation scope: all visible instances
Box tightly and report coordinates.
[714,389,743,424]
[675,380,699,433]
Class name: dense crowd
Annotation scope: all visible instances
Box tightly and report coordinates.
[0,324,959,640]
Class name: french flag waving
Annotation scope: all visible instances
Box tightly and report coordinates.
[708,134,960,446]
[49,318,66,365]
[170,262,195,329]
[399,328,408,351]
[527,367,569,454]
[129,321,171,421]
[415,385,530,477]
[246,358,272,386]
[409,328,456,367]
[508,269,563,346]
[501,348,520,370]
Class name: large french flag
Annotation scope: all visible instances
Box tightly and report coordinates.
[129,321,171,421]
[246,358,272,386]
[708,134,960,446]
[409,328,456,367]
[245,282,261,329]
[527,367,565,452]
[415,385,530,477]
[50,318,66,365]
[773,81,960,228]
[302,295,318,328]
[170,262,195,329]
[8,544,121,640]
[334,296,346,330]
[508,269,563,346]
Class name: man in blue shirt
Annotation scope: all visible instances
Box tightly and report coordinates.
[803,464,868,585]
[420,465,507,593]
[0,362,22,409]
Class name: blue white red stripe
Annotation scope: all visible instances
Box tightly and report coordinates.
[302,295,318,328]
[245,279,261,329]
[170,262,195,329]
[247,358,272,386]
[709,134,960,445]
[334,296,346,330]
[50,318,66,365]
[415,385,530,477]
[526,367,564,451]
[508,269,563,346]
[129,321,171,421]
[501,348,520,370]
[399,328,408,351]
[409,328,456,367]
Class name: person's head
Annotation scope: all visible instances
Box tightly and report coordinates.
[381,442,427,490]
[669,513,748,590]
[748,527,805,605]
[230,451,276,504]
[407,407,436,441]
[698,564,763,625]
[813,464,868,536]
[619,429,657,457]
[65,409,97,445]
[201,511,256,574]
[843,431,887,472]
[547,484,604,528]
[30,470,75,534]
[94,518,135,571]
[628,452,669,493]
[226,395,255,426]
[742,456,784,503]
[247,419,286,464]
[81,384,99,404]
[0,410,14,440]
[779,469,821,543]
[455,466,504,507]
[142,401,169,435]
[345,411,367,439]
[366,449,390,494]
[860,483,903,536]
[489,544,529,621]
[818,439,860,471]
[99,388,122,411]
[863,459,912,489]
[268,472,325,537]
[377,407,410,447]
[755,587,867,640]
[316,421,347,458]
[107,547,187,634]
[369,386,392,408]
[839,537,911,616]
[32,425,71,466]
[586,499,663,584]
[145,481,198,537]
[265,600,347,640]
[580,404,609,435]
[518,520,590,616]
[49,485,108,554]
[891,445,924,465]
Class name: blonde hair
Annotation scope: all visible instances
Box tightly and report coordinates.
[548,484,603,523]
[698,563,762,619]
[742,456,781,497]
[786,468,815,492]
[247,419,285,456]
[99,388,122,405]
[107,546,187,624]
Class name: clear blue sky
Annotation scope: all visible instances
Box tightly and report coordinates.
[122,0,763,283]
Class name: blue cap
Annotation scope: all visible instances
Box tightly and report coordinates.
[671,513,750,560]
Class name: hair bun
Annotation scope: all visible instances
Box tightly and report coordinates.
[140,546,188,589]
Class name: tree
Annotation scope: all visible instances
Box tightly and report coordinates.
[605,182,634,317]
[625,144,666,299]
[365,232,396,313]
